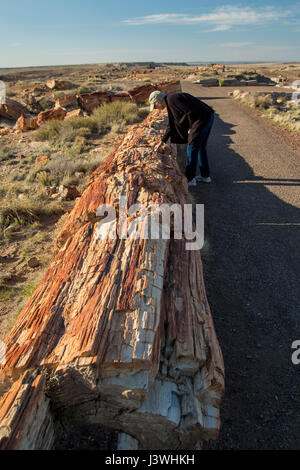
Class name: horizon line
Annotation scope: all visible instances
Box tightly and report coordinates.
[1,60,300,71]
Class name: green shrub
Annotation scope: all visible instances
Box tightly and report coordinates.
[36,101,146,146]
[40,175,52,186]
[264,107,300,132]
[76,86,92,94]
[38,97,54,110]
[234,92,300,132]
[36,120,66,141]
[0,144,14,162]
[0,194,64,232]
[92,101,146,128]
[0,287,15,302]
[253,95,273,109]
[53,91,65,99]
[66,117,99,133]
[44,149,108,185]
[53,89,78,99]
[22,280,39,297]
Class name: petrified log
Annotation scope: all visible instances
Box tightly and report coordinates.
[37,106,66,126]
[0,98,30,121]
[127,83,157,103]
[55,94,79,110]
[0,109,224,450]
[0,372,54,450]
[196,79,219,87]
[77,81,181,110]
[46,79,73,90]
[0,127,11,135]
[15,114,38,132]
[155,80,181,95]
[121,80,181,105]
[28,84,48,96]
[77,91,112,112]
[64,109,84,119]
[110,92,132,102]
[14,81,181,133]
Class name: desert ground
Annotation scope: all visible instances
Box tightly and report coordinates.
[0,62,299,449]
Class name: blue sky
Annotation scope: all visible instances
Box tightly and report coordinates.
[1,0,299,67]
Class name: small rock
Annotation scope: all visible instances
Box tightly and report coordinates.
[0,98,30,120]
[65,108,84,119]
[0,127,11,135]
[46,79,73,90]
[35,155,49,166]
[15,115,38,132]
[58,185,81,200]
[37,107,66,126]
[74,172,85,178]
[90,146,103,153]
[27,257,40,268]
[46,186,58,195]
[0,271,14,282]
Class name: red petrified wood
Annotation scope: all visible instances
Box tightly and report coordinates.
[0,109,224,450]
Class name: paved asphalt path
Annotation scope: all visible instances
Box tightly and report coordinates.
[181,81,300,449]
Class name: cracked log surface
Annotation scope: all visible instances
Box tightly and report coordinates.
[0,108,224,450]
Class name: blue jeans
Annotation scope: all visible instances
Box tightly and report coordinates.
[185,113,214,181]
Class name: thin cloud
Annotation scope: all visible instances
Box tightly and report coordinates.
[205,25,231,32]
[218,42,254,47]
[284,16,300,31]
[123,5,293,31]
[123,14,189,25]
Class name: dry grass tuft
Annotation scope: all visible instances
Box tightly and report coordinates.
[233,91,300,132]
[36,101,147,145]
[0,185,64,233]
[263,107,300,132]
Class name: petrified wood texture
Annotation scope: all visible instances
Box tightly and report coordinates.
[126,83,157,103]
[37,106,67,126]
[78,80,181,111]
[0,109,224,450]
[14,81,181,133]
[127,80,181,104]
[0,98,30,121]
[77,90,112,112]
[155,80,182,95]
[0,372,54,450]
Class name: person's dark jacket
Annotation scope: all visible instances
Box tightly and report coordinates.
[162,92,214,147]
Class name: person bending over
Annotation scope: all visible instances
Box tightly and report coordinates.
[149,90,214,186]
